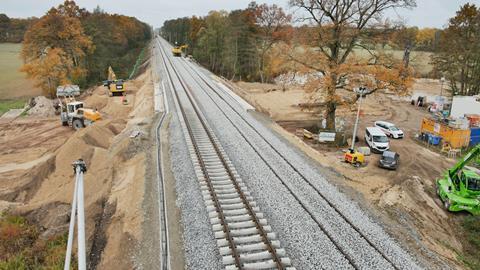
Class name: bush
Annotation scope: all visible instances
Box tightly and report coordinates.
[0,213,73,270]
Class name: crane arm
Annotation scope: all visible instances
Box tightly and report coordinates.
[449,145,480,178]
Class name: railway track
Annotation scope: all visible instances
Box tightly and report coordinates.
[157,39,294,269]
[168,47,407,270]
[152,44,171,270]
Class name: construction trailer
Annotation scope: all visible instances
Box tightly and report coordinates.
[450,96,480,118]
[420,117,471,149]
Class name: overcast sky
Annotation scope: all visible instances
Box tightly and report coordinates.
[2,0,479,28]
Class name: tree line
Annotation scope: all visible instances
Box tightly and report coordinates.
[162,1,480,130]
[19,1,151,96]
[161,2,291,83]
[0,15,37,43]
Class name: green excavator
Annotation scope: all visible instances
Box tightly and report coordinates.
[437,144,480,215]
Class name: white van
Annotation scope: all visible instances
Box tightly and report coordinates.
[365,127,390,153]
[374,121,404,139]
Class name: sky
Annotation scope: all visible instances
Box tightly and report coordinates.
[2,0,480,28]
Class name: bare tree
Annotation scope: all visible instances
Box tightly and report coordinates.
[289,0,416,129]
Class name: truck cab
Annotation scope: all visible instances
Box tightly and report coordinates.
[61,101,101,129]
[437,145,480,215]
[458,169,480,196]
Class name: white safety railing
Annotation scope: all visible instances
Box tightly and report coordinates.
[64,159,87,270]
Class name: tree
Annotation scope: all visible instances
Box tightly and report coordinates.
[416,28,438,51]
[196,11,229,73]
[253,3,292,82]
[21,0,93,96]
[432,3,480,96]
[288,0,416,129]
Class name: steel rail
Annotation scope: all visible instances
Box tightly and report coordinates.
[153,40,171,270]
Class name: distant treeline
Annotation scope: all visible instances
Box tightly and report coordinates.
[0,14,37,43]
[161,2,292,82]
[82,7,151,84]
[5,1,151,96]
[161,3,441,83]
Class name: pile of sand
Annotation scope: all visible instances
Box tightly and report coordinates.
[27,96,55,117]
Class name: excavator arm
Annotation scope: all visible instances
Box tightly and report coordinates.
[107,66,116,81]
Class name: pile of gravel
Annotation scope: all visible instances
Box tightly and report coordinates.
[27,96,55,117]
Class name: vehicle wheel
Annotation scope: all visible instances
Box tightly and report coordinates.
[62,121,68,126]
[436,185,441,196]
[72,119,84,130]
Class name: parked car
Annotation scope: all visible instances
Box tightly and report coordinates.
[374,121,404,139]
[365,127,390,153]
[378,151,400,170]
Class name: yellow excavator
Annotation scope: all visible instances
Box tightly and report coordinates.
[172,43,188,57]
[103,66,126,96]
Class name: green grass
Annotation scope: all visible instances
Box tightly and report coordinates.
[0,99,26,116]
[351,48,434,77]
[0,43,41,99]
[459,216,480,269]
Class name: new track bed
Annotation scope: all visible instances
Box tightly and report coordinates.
[157,39,294,270]
[157,37,421,269]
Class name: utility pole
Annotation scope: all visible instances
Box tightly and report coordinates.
[440,76,445,97]
[350,87,368,151]
[64,159,87,270]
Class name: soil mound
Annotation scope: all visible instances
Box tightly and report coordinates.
[27,96,55,117]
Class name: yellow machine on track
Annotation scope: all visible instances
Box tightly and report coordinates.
[103,66,126,96]
[172,43,188,57]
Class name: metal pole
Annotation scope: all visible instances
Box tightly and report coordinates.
[73,160,87,270]
[440,80,444,97]
[64,170,79,270]
[351,92,363,151]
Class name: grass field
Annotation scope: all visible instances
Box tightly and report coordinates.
[0,43,41,100]
[352,48,434,76]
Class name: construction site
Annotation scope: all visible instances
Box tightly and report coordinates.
[1,1,480,270]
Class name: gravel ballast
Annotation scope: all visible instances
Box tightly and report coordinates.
[154,41,222,270]
[174,57,422,269]
[155,36,423,269]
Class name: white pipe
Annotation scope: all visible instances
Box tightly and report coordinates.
[77,168,87,270]
[64,171,79,270]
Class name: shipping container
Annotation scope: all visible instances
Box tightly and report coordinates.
[470,127,480,146]
[421,117,471,148]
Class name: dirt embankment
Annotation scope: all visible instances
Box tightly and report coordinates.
[0,65,155,268]
[233,78,466,269]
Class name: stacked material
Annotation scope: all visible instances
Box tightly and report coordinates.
[27,96,55,117]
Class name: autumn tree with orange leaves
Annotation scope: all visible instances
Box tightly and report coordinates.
[289,0,416,130]
[253,3,292,83]
[21,1,93,96]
